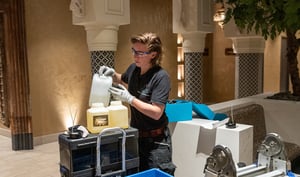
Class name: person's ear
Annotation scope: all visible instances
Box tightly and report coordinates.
[151,52,157,58]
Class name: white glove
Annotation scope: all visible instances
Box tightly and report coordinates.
[99,66,115,77]
[109,84,135,104]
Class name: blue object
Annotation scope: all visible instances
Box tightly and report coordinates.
[127,168,173,177]
[213,113,228,121]
[287,171,296,177]
[192,103,215,120]
[165,100,192,122]
[165,100,228,122]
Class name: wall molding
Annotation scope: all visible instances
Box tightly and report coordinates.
[0,128,63,146]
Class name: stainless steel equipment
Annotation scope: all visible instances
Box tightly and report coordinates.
[204,133,294,177]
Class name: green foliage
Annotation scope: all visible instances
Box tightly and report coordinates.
[222,0,300,39]
[284,0,300,33]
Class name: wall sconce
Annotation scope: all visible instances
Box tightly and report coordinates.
[213,6,225,28]
[177,47,184,62]
[178,82,184,98]
[177,64,184,80]
[177,34,184,98]
[177,33,183,45]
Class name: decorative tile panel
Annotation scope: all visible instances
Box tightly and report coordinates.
[90,51,114,75]
[184,52,203,103]
[237,53,263,98]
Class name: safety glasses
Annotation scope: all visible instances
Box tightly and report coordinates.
[131,48,151,57]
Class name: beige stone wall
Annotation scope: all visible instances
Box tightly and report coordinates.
[25,0,91,136]
[264,34,300,93]
[208,24,235,103]
[264,36,281,93]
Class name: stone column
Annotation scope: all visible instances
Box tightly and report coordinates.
[224,19,266,98]
[232,38,265,98]
[70,0,130,74]
[172,0,214,103]
[85,25,118,74]
[182,32,207,103]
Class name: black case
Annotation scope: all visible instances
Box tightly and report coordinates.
[59,127,139,177]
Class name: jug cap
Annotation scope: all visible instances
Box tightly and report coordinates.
[91,102,104,108]
[110,100,122,106]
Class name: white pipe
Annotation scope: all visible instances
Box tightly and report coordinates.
[237,164,258,173]
[255,170,284,177]
[237,165,266,176]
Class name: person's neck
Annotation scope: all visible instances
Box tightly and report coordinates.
[140,65,153,75]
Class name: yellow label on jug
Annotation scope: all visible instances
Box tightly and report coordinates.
[93,115,108,127]
[87,103,110,133]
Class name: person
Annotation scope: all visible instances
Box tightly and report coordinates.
[99,32,176,175]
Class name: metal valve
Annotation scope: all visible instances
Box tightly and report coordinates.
[204,133,291,177]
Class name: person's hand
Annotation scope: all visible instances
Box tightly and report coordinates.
[109,84,135,104]
[99,66,115,77]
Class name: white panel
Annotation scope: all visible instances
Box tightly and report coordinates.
[70,0,85,17]
[199,0,213,31]
[105,0,124,15]
[70,0,130,51]
[71,0,130,26]
[182,32,207,52]
[216,124,253,165]
[172,119,219,177]
[232,38,265,53]
[224,19,262,38]
[173,0,213,33]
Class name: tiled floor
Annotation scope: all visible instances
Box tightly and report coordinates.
[0,135,61,177]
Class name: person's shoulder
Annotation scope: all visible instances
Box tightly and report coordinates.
[157,67,169,76]
[153,67,170,81]
[128,63,136,69]
[126,63,137,72]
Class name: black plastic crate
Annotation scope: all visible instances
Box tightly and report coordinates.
[60,158,139,177]
[59,127,139,177]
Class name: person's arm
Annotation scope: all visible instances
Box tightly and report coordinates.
[131,99,165,120]
[109,84,165,120]
[112,72,128,87]
[112,72,122,83]
[132,71,170,120]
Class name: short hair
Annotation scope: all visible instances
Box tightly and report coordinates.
[131,32,163,66]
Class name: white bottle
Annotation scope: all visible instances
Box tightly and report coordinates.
[107,101,129,129]
[87,103,110,133]
[89,74,112,107]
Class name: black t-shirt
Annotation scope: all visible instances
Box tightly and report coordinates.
[121,63,170,131]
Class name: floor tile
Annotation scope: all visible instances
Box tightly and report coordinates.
[0,135,61,177]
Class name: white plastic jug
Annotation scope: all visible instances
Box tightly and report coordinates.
[107,101,129,129]
[89,73,112,107]
[87,103,110,133]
